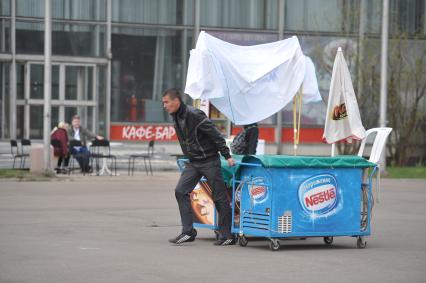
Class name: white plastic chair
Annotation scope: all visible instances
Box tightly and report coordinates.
[357,127,393,164]
[358,127,392,203]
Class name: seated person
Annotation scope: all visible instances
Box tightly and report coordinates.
[67,115,103,173]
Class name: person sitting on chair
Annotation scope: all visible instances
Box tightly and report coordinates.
[67,115,103,173]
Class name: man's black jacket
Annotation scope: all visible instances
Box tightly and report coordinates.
[172,102,231,162]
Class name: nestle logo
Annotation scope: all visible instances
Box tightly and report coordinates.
[305,187,336,207]
[298,174,338,216]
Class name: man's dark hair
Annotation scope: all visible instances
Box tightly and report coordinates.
[72,115,80,120]
[162,88,182,101]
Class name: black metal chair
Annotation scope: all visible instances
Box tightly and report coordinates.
[10,140,26,169]
[128,140,154,176]
[90,139,117,176]
[20,139,31,169]
[68,140,88,175]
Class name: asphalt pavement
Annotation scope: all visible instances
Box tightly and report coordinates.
[0,174,425,283]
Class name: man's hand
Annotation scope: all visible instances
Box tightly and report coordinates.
[227,157,236,167]
[96,135,104,140]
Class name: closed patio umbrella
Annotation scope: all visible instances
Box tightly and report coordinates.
[323,47,366,147]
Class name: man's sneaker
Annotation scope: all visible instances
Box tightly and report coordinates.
[168,229,197,244]
[213,237,236,246]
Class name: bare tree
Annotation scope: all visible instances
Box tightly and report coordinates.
[386,35,426,165]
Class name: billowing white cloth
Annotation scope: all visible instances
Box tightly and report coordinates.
[323,49,366,144]
[184,31,322,125]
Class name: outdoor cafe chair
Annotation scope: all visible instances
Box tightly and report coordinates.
[20,139,31,169]
[128,140,154,176]
[358,127,393,164]
[90,139,117,176]
[10,140,26,169]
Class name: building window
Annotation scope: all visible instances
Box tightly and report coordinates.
[16,0,44,18]
[0,19,10,53]
[53,23,106,57]
[53,0,107,21]
[16,21,44,54]
[365,0,382,34]
[0,62,10,139]
[285,0,359,33]
[0,0,11,16]
[16,21,106,57]
[390,0,425,35]
[16,0,107,21]
[112,0,191,25]
[111,27,188,123]
[200,0,278,30]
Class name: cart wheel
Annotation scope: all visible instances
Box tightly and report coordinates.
[323,236,333,245]
[238,235,248,247]
[356,236,367,249]
[214,230,220,240]
[269,239,280,251]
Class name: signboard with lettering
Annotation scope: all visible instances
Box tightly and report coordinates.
[110,125,177,141]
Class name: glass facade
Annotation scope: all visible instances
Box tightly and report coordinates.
[16,21,44,54]
[112,0,187,25]
[16,0,107,20]
[0,0,425,141]
[0,62,9,139]
[0,19,10,53]
[52,23,106,57]
[52,0,107,21]
[200,0,278,30]
[111,27,185,123]
[285,0,358,33]
[0,0,11,15]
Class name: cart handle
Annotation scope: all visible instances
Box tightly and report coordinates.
[177,159,262,171]
[235,162,262,167]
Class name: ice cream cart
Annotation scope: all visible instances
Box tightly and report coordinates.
[230,155,377,251]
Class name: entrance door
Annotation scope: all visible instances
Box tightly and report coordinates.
[16,62,98,139]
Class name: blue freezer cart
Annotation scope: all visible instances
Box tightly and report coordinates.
[230,155,377,251]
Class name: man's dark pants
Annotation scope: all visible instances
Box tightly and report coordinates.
[175,157,232,239]
[70,146,91,172]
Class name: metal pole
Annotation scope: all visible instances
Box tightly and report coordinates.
[181,0,189,91]
[43,0,52,172]
[10,0,16,139]
[379,0,389,171]
[193,0,200,48]
[106,0,112,139]
[357,0,366,98]
[276,0,284,154]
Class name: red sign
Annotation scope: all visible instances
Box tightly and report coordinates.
[231,127,324,143]
[111,124,324,143]
[110,125,178,141]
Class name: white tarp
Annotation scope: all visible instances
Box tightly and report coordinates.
[323,48,366,144]
[184,31,322,125]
